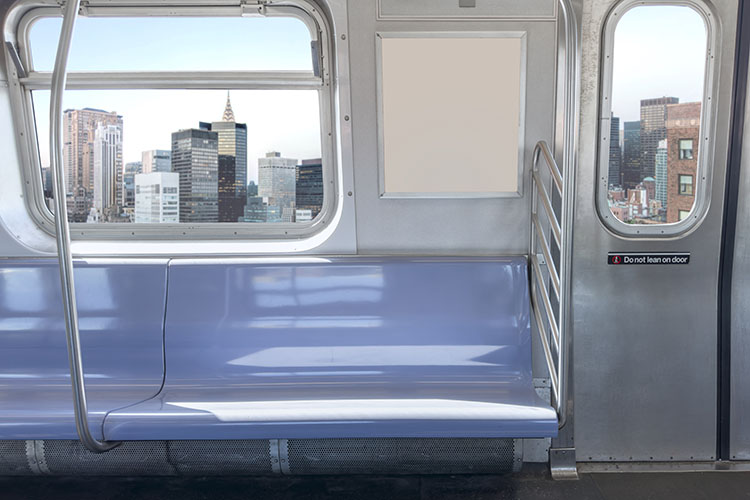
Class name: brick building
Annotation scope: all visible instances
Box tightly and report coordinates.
[665,102,701,223]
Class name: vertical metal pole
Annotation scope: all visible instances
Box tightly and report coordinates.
[548,0,580,480]
[49,0,119,453]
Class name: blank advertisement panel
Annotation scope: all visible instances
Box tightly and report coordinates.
[377,33,526,198]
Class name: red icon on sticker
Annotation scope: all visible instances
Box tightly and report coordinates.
[612,256,622,264]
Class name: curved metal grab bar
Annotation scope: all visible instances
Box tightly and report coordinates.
[49,0,120,453]
[527,0,579,436]
[533,141,563,193]
[530,140,566,429]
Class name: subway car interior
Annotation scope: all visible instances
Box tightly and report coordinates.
[2,0,750,497]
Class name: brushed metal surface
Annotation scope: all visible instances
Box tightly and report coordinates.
[572,0,736,461]
[349,0,557,255]
[378,0,556,20]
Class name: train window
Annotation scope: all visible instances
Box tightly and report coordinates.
[9,3,335,239]
[597,1,717,236]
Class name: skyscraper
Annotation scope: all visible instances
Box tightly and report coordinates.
[248,180,258,197]
[239,195,282,223]
[134,172,180,223]
[41,167,53,200]
[296,158,324,219]
[640,96,679,180]
[141,149,172,174]
[62,107,123,221]
[608,114,621,187]
[122,160,142,215]
[171,128,219,223]
[622,121,642,189]
[655,139,668,212]
[258,151,297,219]
[92,122,123,220]
[198,93,248,223]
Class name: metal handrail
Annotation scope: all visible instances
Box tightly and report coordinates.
[533,141,563,193]
[530,282,559,399]
[530,254,561,352]
[531,214,560,299]
[49,0,120,453]
[531,171,562,249]
[554,0,579,437]
[530,140,568,430]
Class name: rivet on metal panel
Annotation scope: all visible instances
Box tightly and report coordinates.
[513,439,523,472]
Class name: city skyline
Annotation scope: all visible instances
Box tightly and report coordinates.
[33,89,322,185]
[607,98,701,224]
[52,94,324,223]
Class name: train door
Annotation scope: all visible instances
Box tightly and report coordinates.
[571,0,740,463]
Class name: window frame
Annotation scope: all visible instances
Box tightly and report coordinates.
[595,0,719,238]
[4,0,338,241]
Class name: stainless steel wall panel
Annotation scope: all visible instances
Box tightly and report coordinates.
[378,0,556,20]
[348,0,557,255]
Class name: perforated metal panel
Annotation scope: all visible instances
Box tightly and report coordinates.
[42,440,174,476]
[0,441,33,475]
[283,438,520,475]
[0,439,520,476]
[168,440,274,475]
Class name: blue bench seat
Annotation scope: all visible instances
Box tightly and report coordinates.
[105,257,557,440]
[0,260,167,439]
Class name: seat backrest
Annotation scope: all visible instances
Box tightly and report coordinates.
[164,257,532,385]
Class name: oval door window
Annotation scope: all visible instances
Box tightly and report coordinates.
[600,3,711,230]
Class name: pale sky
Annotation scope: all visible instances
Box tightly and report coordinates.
[610,5,708,124]
[30,16,322,182]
